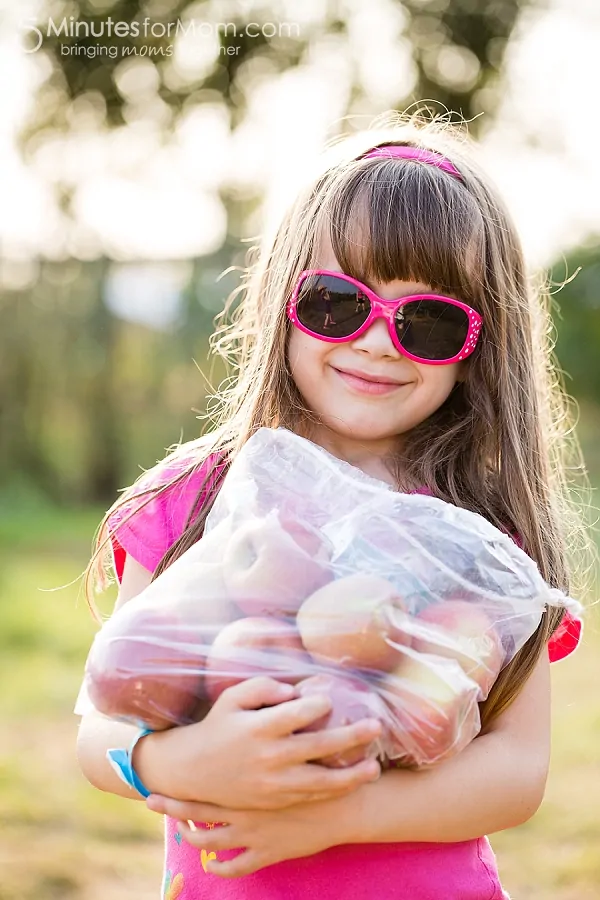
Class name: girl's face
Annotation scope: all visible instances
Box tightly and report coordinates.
[287,244,465,473]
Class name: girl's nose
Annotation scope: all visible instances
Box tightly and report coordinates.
[350,316,400,357]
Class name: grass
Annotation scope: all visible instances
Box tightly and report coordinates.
[1,501,599,899]
[0,504,164,900]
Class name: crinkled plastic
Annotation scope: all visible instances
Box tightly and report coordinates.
[84,427,582,768]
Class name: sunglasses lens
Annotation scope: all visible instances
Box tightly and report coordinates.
[396,299,469,360]
[296,274,370,338]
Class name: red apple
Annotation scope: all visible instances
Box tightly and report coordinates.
[294,673,385,768]
[278,510,331,561]
[167,561,241,640]
[86,602,206,730]
[411,600,504,697]
[380,655,480,766]
[297,573,412,673]
[204,616,312,703]
[223,511,333,616]
[186,517,234,566]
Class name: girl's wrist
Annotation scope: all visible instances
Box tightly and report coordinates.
[133,727,182,798]
[336,770,395,845]
[309,780,373,847]
[107,727,154,797]
[133,720,215,803]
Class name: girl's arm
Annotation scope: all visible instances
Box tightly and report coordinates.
[347,648,552,843]
[76,555,383,810]
[145,652,551,877]
[76,555,156,800]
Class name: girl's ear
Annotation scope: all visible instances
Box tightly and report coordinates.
[455,361,468,383]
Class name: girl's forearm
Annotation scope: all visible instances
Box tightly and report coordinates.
[77,711,152,800]
[334,731,549,845]
[77,711,186,801]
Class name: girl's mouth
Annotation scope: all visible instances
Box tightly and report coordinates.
[333,368,409,395]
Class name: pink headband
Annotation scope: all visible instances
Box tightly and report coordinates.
[362,145,463,181]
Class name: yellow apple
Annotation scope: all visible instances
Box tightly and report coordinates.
[411,600,504,697]
[297,573,412,672]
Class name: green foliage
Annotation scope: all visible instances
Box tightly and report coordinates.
[550,244,600,404]
[5,0,598,508]
[0,255,232,504]
[25,0,522,140]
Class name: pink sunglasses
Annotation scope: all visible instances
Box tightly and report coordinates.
[287,271,483,366]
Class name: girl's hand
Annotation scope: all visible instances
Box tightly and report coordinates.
[145,792,353,878]
[139,676,382,811]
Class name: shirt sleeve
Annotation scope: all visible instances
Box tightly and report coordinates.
[509,530,582,663]
[106,451,225,577]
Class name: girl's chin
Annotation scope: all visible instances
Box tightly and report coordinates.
[318,413,410,444]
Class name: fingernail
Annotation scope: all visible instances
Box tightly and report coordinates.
[363,720,382,734]
[146,794,164,812]
[279,683,295,695]
[312,694,331,707]
[365,760,381,779]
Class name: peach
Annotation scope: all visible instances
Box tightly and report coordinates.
[86,603,206,730]
[380,655,480,766]
[204,616,312,703]
[294,673,384,768]
[411,600,504,697]
[297,573,412,673]
[223,511,332,616]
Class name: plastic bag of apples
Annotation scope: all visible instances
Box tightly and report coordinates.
[85,427,581,769]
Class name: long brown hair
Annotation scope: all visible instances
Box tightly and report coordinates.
[83,110,597,731]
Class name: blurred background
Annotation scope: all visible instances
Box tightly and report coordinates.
[1,1,599,897]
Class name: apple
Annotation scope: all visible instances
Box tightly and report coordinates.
[186,517,234,566]
[278,510,331,560]
[380,654,480,766]
[223,511,333,616]
[411,600,504,697]
[297,573,412,673]
[204,616,312,703]
[166,561,241,641]
[294,673,385,768]
[86,602,206,730]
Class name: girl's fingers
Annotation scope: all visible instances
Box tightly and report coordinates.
[298,766,382,803]
[146,795,228,825]
[257,694,333,735]
[284,756,381,799]
[178,819,235,852]
[220,676,296,712]
[284,718,382,764]
[205,849,260,879]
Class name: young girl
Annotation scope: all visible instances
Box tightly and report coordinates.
[76,115,589,900]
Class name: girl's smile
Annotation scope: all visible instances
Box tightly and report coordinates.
[332,366,411,394]
[333,367,410,395]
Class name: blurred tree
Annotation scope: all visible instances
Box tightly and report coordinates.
[21,0,530,235]
[23,0,524,136]
[550,244,600,405]
[4,0,549,505]
[0,257,221,502]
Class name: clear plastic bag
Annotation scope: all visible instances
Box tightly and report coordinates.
[84,427,581,767]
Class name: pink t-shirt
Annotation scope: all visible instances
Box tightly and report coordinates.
[106,453,581,900]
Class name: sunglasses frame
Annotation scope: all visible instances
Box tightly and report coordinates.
[287,269,483,366]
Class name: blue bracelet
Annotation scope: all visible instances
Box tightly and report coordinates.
[107,727,154,798]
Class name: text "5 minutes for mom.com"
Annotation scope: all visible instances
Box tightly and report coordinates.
[22,17,301,57]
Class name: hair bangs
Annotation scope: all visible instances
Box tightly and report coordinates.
[322,160,486,305]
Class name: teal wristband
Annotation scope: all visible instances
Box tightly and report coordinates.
[107,727,154,798]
